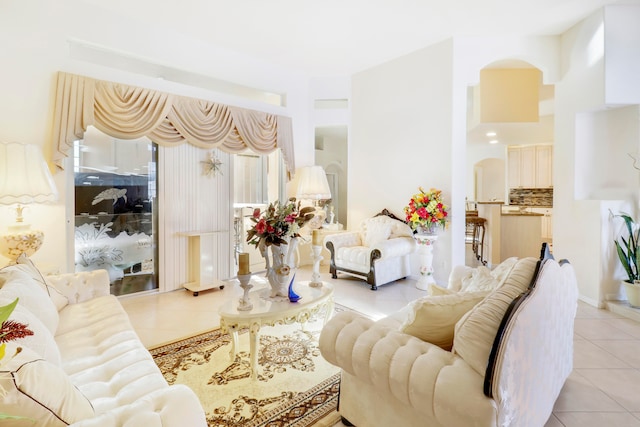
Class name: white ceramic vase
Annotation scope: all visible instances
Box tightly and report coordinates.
[260,237,298,298]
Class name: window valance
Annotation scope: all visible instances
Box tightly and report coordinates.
[51,72,295,178]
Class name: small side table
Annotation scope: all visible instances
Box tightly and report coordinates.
[414,234,438,290]
[177,230,226,296]
[218,281,334,380]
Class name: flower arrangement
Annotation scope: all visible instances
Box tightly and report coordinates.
[246,198,316,247]
[404,187,449,233]
[0,297,34,422]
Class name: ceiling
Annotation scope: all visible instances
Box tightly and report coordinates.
[84,0,638,77]
[83,0,639,147]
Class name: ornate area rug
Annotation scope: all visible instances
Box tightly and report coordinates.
[150,312,342,427]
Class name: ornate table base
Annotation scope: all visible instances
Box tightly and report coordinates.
[219,281,334,379]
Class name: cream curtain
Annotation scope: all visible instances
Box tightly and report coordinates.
[51,72,295,178]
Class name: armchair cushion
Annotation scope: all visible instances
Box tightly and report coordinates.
[452,257,538,375]
[363,218,393,247]
[0,344,94,426]
[400,291,489,350]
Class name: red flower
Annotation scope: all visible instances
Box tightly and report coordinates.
[255,218,267,234]
[252,208,261,219]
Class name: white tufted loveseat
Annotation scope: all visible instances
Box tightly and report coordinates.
[0,259,206,427]
[324,209,416,290]
[319,244,578,427]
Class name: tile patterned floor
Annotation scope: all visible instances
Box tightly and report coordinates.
[120,264,640,427]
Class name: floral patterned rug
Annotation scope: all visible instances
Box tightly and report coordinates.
[150,312,343,427]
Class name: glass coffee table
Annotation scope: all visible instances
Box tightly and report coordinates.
[218,280,334,380]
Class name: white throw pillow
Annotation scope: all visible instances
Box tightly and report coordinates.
[490,257,519,287]
[400,291,489,351]
[452,257,538,375]
[0,344,94,426]
[0,269,60,334]
[0,297,61,366]
[460,266,500,293]
[364,219,393,247]
[15,253,69,311]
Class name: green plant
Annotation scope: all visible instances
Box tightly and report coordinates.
[614,213,640,283]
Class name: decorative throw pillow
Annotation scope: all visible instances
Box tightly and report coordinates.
[363,219,393,247]
[428,284,456,296]
[400,291,489,351]
[0,297,61,366]
[15,254,69,311]
[452,257,538,375]
[0,269,60,334]
[446,265,475,292]
[460,266,500,293]
[0,344,94,426]
[490,257,519,287]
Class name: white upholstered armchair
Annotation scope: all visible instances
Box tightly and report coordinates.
[324,209,416,290]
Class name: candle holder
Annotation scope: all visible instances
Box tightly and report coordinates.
[236,274,254,311]
[309,244,323,288]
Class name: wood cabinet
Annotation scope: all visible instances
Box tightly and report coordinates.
[507,144,553,188]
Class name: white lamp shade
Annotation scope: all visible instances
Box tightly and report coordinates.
[0,142,58,205]
[296,166,331,200]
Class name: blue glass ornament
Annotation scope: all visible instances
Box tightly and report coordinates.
[288,272,301,302]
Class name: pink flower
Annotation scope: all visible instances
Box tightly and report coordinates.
[285,214,296,223]
[255,218,267,234]
[252,208,261,218]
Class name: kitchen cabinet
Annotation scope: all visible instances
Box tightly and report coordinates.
[530,207,553,240]
[507,144,553,189]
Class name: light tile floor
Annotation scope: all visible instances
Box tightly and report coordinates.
[120,264,640,427]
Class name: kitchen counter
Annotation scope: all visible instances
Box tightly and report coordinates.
[501,212,544,216]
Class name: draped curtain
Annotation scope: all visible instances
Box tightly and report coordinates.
[51,72,295,178]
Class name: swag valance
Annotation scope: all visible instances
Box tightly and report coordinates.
[51,72,295,178]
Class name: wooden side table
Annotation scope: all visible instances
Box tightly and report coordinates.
[177,230,226,296]
[218,281,334,379]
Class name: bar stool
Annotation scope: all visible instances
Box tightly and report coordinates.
[465,216,487,265]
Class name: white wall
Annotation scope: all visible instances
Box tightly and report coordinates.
[556,5,640,306]
[0,0,312,272]
[351,39,456,284]
[466,143,507,201]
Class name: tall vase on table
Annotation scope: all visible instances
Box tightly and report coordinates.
[259,237,298,299]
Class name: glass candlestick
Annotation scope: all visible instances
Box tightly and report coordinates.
[309,245,323,287]
[237,274,253,311]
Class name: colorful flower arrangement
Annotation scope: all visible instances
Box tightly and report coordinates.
[404,187,449,233]
[246,198,316,247]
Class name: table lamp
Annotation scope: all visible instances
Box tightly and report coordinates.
[296,166,331,205]
[296,166,331,228]
[0,142,58,262]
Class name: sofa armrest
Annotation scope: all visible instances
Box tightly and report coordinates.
[46,270,111,305]
[320,311,489,418]
[69,385,207,427]
[373,236,415,258]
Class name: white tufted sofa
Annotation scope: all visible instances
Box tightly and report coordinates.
[324,209,416,290]
[0,260,206,427]
[319,244,578,427]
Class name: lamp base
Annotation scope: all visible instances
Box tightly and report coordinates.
[0,223,44,262]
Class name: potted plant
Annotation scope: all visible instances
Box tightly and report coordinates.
[613,212,640,307]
